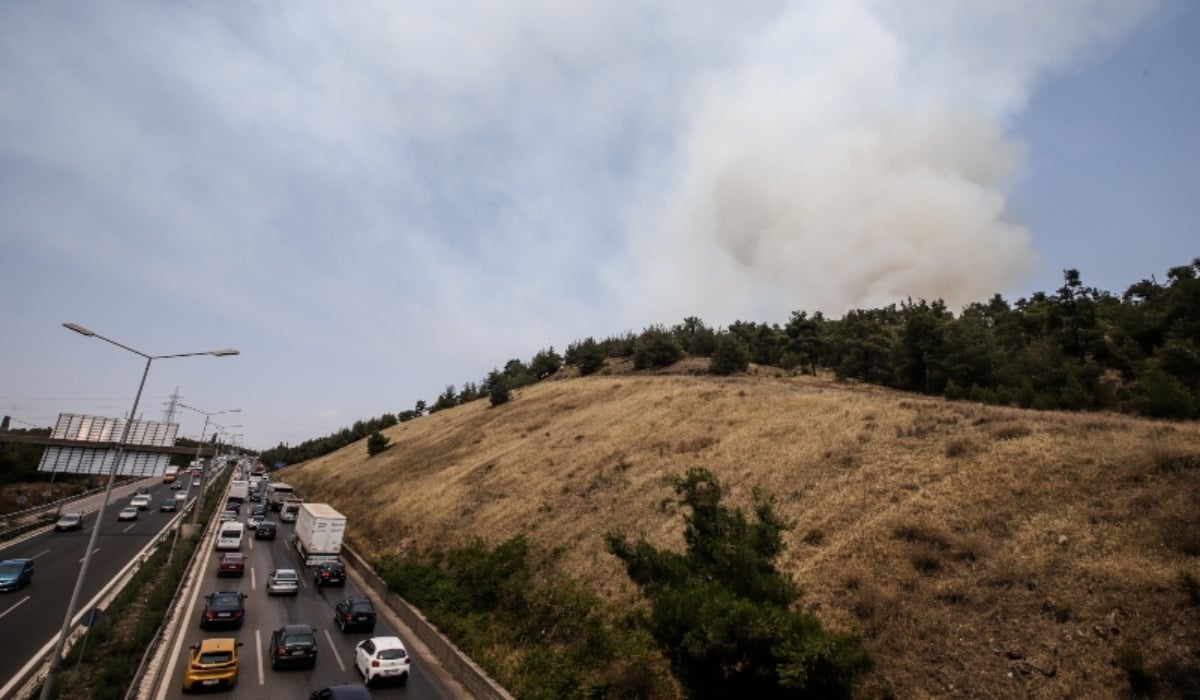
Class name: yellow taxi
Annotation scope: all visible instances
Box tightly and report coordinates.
[183,637,242,691]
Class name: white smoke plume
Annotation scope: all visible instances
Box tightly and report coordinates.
[610,0,1157,322]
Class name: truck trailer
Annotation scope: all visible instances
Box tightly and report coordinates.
[293,503,346,566]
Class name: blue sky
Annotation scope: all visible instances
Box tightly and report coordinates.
[1,1,1196,450]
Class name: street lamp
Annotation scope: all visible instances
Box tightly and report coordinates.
[178,405,239,526]
[43,324,238,700]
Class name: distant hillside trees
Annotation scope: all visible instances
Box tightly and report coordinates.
[606,468,872,697]
[260,413,398,467]
[279,259,1199,468]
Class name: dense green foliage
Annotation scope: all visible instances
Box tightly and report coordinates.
[606,468,872,698]
[709,333,750,376]
[377,537,667,699]
[0,428,53,484]
[366,430,390,456]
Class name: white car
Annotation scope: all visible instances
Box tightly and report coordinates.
[130,494,152,510]
[354,636,410,687]
[117,506,139,521]
[266,569,300,595]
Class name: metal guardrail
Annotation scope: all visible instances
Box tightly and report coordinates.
[0,486,108,543]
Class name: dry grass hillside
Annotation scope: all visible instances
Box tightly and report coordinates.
[284,362,1200,698]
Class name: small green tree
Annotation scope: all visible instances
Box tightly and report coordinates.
[606,468,871,698]
[633,325,684,370]
[487,370,512,406]
[366,431,390,457]
[709,333,750,375]
[566,337,606,376]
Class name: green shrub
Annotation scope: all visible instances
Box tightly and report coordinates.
[709,334,750,376]
[367,430,390,456]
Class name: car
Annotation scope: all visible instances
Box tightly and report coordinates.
[267,569,300,595]
[280,504,299,523]
[159,499,177,512]
[192,478,201,487]
[224,501,240,514]
[0,559,34,592]
[268,624,318,669]
[217,552,246,577]
[200,591,247,629]
[251,504,267,517]
[130,494,152,510]
[170,481,184,490]
[175,491,188,502]
[136,486,150,495]
[117,506,139,521]
[246,514,264,531]
[219,509,239,522]
[54,513,84,531]
[334,596,377,633]
[255,521,277,540]
[309,685,371,700]
[182,637,242,691]
[313,560,347,587]
[354,636,410,687]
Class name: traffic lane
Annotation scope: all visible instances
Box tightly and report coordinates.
[0,498,180,685]
[163,527,421,699]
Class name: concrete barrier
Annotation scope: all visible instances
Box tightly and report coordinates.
[339,545,514,700]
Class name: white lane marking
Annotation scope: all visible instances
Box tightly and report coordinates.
[250,567,256,591]
[122,523,136,533]
[0,595,31,620]
[248,536,254,551]
[323,629,346,672]
[256,628,265,685]
[30,549,51,560]
[79,547,99,564]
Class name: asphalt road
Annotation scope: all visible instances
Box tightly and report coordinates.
[152,509,460,699]
[0,477,184,693]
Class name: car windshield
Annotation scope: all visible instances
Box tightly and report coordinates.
[350,600,373,612]
[274,570,297,580]
[211,594,241,607]
[378,648,407,660]
[198,650,232,664]
[0,563,21,574]
[59,515,80,522]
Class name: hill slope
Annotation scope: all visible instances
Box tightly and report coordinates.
[284,367,1200,697]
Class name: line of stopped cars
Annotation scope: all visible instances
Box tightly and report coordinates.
[186,528,405,693]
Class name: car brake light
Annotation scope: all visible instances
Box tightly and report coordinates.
[371,659,380,667]
[277,646,286,656]
[205,611,214,619]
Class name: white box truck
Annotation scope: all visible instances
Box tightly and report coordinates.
[293,503,346,566]
[228,480,249,503]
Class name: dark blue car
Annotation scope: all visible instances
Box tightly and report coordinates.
[0,559,34,592]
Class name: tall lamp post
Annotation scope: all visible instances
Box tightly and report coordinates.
[44,324,238,700]
[178,405,239,527]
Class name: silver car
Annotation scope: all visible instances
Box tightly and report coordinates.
[266,569,300,595]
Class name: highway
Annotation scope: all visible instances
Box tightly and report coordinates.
[0,477,182,694]
[153,505,458,699]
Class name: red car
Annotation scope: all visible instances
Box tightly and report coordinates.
[217,552,246,577]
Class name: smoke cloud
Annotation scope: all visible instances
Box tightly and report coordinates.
[612,0,1156,322]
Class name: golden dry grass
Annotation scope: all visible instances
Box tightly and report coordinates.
[284,367,1200,698]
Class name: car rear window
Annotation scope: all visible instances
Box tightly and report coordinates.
[379,648,407,660]
[199,651,232,664]
[212,594,241,606]
[284,634,315,647]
